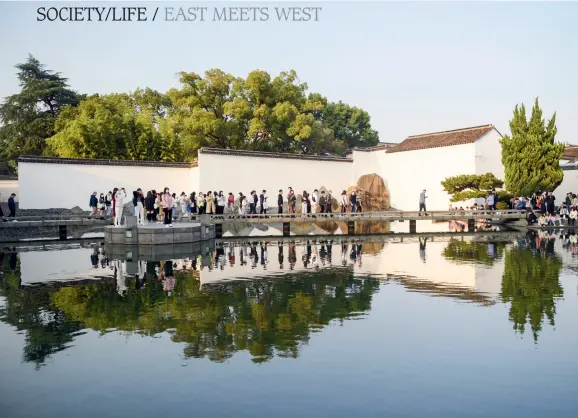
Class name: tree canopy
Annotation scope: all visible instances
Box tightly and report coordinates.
[441,173,504,202]
[500,98,565,196]
[1,57,380,164]
[0,55,81,171]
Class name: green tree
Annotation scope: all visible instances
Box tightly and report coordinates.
[500,98,565,196]
[319,101,379,150]
[0,55,81,171]
[47,91,181,161]
[442,240,506,266]
[501,244,563,342]
[441,173,504,202]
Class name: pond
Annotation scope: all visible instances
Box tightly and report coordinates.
[1,230,577,418]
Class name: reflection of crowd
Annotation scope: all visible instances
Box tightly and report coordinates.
[516,230,567,257]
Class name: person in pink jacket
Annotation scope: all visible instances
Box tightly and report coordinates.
[161,187,174,227]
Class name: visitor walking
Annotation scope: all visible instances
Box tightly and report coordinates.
[162,187,174,227]
[259,190,267,214]
[197,193,204,215]
[206,191,215,215]
[171,193,178,218]
[319,191,326,213]
[277,190,284,214]
[288,187,296,215]
[227,192,234,214]
[156,192,164,223]
[98,193,105,216]
[135,189,145,225]
[105,191,113,217]
[569,207,577,226]
[179,192,188,219]
[89,192,98,215]
[8,193,16,218]
[312,189,319,213]
[546,191,556,216]
[144,191,155,222]
[217,191,226,215]
[350,191,357,213]
[341,191,347,214]
[190,192,197,215]
[252,191,258,214]
[114,188,126,226]
[326,190,333,213]
[419,189,427,215]
[301,191,308,217]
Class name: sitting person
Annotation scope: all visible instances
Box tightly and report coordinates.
[526,210,538,225]
[538,214,548,226]
[560,204,569,224]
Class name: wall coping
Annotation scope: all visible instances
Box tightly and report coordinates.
[18,155,197,168]
[198,147,352,162]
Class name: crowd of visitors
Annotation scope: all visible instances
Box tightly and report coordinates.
[91,186,367,227]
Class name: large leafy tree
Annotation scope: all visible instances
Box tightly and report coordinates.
[441,173,504,202]
[40,67,376,160]
[318,101,379,149]
[500,98,565,196]
[0,55,81,170]
[166,69,354,157]
[47,90,182,161]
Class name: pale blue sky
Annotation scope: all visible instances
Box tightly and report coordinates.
[1,1,577,143]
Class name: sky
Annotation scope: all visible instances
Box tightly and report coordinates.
[0,0,577,144]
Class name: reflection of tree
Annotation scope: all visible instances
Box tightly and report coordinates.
[442,240,506,265]
[1,258,380,366]
[0,253,84,369]
[500,248,563,342]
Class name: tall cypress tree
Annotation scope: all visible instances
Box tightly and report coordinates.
[500,98,564,196]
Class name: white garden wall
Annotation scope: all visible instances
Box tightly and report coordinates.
[0,179,19,202]
[18,158,194,210]
[474,128,505,179]
[554,167,578,203]
[198,149,353,200]
[381,143,476,211]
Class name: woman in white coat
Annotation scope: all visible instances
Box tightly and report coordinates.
[114,188,127,227]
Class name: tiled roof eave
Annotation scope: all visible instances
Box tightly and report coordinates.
[199,148,352,162]
[18,156,197,168]
[387,140,475,153]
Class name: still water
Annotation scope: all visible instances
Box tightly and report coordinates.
[1,231,577,418]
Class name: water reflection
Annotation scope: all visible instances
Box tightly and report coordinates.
[0,231,573,369]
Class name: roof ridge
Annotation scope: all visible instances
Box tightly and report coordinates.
[406,124,493,139]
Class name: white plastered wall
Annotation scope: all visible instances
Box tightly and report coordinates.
[554,167,578,203]
[381,143,476,211]
[18,162,193,209]
[197,152,353,199]
[474,128,505,179]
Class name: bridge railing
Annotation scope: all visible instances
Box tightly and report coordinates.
[193,209,527,222]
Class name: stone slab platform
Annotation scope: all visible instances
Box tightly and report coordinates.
[105,221,215,245]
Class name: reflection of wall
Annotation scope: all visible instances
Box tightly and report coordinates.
[20,248,114,284]
[200,243,350,285]
[200,240,505,298]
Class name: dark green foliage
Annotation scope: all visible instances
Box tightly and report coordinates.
[501,246,563,342]
[500,98,565,196]
[441,173,504,202]
[442,240,506,266]
[0,55,81,171]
